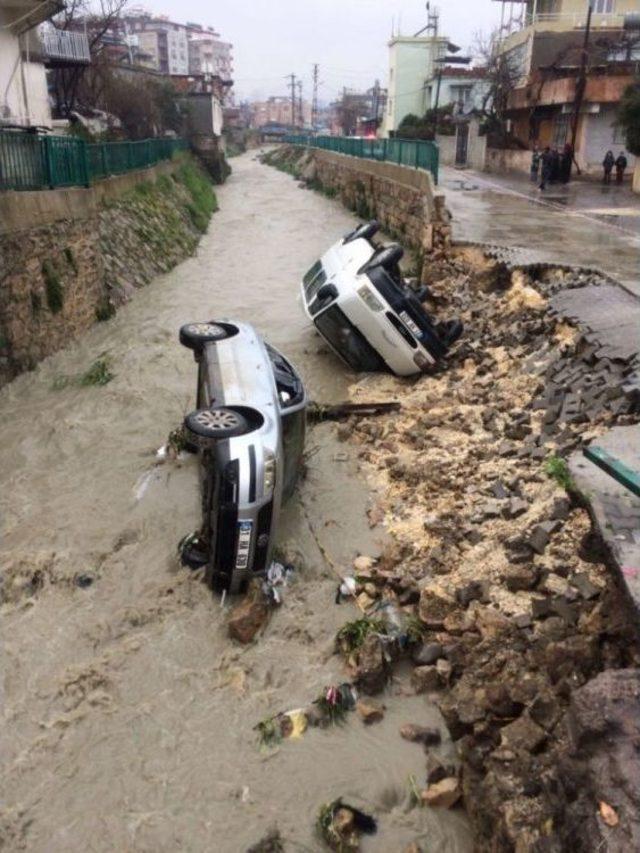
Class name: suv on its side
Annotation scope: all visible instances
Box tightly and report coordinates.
[179,321,307,594]
[301,220,462,377]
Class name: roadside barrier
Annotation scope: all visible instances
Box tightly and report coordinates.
[284,134,439,183]
[0,131,187,191]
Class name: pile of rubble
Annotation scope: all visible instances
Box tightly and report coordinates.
[339,250,640,850]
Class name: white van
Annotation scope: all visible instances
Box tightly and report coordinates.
[301,221,462,376]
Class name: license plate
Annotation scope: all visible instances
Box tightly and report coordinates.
[399,311,421,338]
[236,520,253,569]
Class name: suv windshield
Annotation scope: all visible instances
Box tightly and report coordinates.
[314,304,384,371]
[303,260,328,313]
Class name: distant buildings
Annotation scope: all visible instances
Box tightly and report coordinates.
[250,96,311,129]
[494,0,639,172]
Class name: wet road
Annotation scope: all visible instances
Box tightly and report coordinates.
[0,154,472,851]
[441,167,640,298]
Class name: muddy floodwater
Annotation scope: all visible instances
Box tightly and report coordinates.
[0,154,473,851]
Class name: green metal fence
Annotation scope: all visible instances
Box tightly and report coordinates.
[0,131,187,192]
[283,134,439,183]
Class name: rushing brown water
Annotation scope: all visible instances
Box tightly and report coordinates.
[0,153,473,852]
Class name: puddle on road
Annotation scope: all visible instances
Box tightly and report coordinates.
[0,154,472,851]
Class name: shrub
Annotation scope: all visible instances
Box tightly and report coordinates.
[42,259,64,314]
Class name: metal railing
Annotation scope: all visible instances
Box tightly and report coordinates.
[41,29,91,64]
[284,134,439,183]
[0,131,188,191]
[523,11,625,27]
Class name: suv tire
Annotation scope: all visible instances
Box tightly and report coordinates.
[343,220,379,244]
[184,407,251,446]
[179,321,229,355]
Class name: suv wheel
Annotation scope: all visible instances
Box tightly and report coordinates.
[179,321,229,354]
[184,407,250,446]
[343,220,379,244]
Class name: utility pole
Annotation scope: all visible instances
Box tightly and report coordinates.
[372,78,381,130]
[297,79,303,128]
[311,63,319,133]
[286,73,297,129]
[569,1,593,175]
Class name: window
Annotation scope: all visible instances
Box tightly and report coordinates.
[613,123,626,145]
[593,0,614,12]
[553,114,570,147]
[450,85,472,105]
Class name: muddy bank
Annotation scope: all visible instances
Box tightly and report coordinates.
[339,250,640,850]
[0,154,473,852]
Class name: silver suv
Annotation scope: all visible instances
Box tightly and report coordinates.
[179,321,307,594]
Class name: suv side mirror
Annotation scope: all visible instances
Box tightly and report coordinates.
[317,283,338,302]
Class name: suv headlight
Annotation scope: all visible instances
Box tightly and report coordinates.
[357,284,384,312]
[263,451,276,495]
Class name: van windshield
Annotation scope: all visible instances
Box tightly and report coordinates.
[303,261,328,310]
[314,305,385,372]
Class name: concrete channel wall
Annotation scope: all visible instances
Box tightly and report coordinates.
[0,157,207,387]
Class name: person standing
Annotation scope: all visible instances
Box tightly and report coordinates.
[530,145,541,183]
[560,143,573,184]
[539,147,552,190]
[603,150,615,184]
[615,152,628,184]
[549,147,560,183]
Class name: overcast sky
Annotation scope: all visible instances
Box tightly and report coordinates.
[150,0,504,102]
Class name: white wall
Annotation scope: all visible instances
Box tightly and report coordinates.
[580,105,636,173]
[383,36,449,136]
[0,19,51,127]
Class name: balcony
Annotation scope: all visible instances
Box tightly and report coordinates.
[524,11,626,28]
[41,29,90,65]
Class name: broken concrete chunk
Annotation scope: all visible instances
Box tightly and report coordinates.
[569,572,600,600]
[400,723,442,746]
[418,584,456,628]
[227,589,271,644]
[528,524,551,555]
[456,581,487,607]
[500,715,547,753]
[412,642,443,666]
[421,777,462,808]
[505,564,540,592]
[411,665,441,694]
[503,498,529,520]
[356,698,385,725]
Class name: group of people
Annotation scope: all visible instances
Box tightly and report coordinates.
[530,143,574,190]
[602,150,628,185]
[530,142,629,190]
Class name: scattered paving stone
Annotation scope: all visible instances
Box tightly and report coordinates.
[400,724,442,746]
[418,584,456,628]
[490,481,510,500]
[503,497,529,520]
[531,597,553,620]
[569,572,601,600]
[421,777,462,808]
[550,497,571,521]
[356,698,385,725]
[505,565,540,592]
[528,524,551,555]
[456,581,487,607]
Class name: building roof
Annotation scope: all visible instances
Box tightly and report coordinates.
[438,66,488,78]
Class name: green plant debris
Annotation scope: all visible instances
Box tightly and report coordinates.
[177,161,218,231]
[42,259,64,314]
[95,298,115,322]
[167,425,189,454]
[63,247,78,274]
[80,356,114,386]
[255,716,283,749]
[53,354,114,390]
[544,454,575,491]
[336,617,387,655]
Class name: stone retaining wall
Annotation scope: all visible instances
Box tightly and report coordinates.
[310,149,451,258]
[0,156,212,387]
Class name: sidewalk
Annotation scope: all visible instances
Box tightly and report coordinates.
[441,166,640,298]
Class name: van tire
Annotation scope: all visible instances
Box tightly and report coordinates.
[184,407,251,446]
[179,322,229,354]
[364,244,404,272]
[343,220,379,244]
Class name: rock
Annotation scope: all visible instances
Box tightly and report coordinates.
[356,698,385,725]
[489,481,510,500]
[500,715,547,753]
[436,658,453,683]
[400,723,442,746]
[227,589,270,644]
[404,844,423,853]
[418,584,456,628]
[456,581,487,607]
[354,634,388,695]
[473,606,514,639]
[443,610,474,634]
[531,596,553,620]
[353,555,376,573]
[550,496,571,520]
[421,777,462,808]
[505,564,539,591]
[425,754,451,785]
[484,683,523,718]
[411,665,441,694]
[412,642,443,666]
[528,692,561,731]
[356,591,376,612]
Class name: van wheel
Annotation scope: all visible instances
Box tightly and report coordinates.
[343,220,379,244]
[363,243,404,272]
[179,321,229,354]
[185,407,250,446]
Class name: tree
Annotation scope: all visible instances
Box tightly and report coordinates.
[473,30,521,145]
[617,83,640,156]
[396,106,455,140]
[50,0,129,118]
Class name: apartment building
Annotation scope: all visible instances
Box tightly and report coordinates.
[494,0,639,171]
[187,26,233,81]
[424,66,490,113]
[383,34,451,135]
